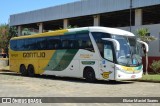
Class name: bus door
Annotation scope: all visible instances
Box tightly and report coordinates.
[99,40,116,80]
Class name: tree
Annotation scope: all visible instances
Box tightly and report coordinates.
[59,25,78,29]
[0,24,9,53]
[23,28,31,35]
[136,28,157,75]
[0,24,17,55]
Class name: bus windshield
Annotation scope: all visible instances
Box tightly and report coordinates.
[112,35,142,66]
[92,32,142,66]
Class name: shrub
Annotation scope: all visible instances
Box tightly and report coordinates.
[150,60,160,74]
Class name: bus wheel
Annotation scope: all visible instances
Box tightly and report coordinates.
[20,65,27,76]
[28,65,35,77]
[83,67,96,82]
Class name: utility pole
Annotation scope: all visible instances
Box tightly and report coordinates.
[130,0,132,32]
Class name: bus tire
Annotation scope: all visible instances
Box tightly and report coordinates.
[27,65,35,77]
[83,67,96,82]
[20,65,28,76]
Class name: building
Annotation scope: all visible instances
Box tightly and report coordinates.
[10,0,160,71]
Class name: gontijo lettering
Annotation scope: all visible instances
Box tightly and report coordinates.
[23,52,45,58]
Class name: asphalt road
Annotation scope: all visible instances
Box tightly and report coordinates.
[0,71,159,106]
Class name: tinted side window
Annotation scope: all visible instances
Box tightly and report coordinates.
[47,36,61,50]
[37,37,47,50]
[17,39,25,51]
[61,34,75,49]
[10,40,17,50]
[92,32,111,43]
[92,32,111,55]
[76,33,94,51]
[24,38,37,50]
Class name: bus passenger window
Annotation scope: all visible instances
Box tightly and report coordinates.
[76,33,94,51]
[10,40,17,50]
[78,40,83,48]
[61,34,75,49]
[47,36,61,50]
[17,40,25,51]
[36,38,45,50]
[48,43,54,49]
[87,40,92,48]
[92,32,111,56]
[62,40,69,49]
[54,43,58,49]
[69,40,74,49]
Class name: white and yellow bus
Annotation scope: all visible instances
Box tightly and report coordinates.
[9,27,148,82]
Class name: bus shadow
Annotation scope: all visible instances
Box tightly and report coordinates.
[38,75,134,85]
[0,71,134,85]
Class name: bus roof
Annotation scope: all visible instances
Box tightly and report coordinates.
[11,26,134,40]
[68,27,135,37]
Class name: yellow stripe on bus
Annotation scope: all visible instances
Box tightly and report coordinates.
[11,29,68,40]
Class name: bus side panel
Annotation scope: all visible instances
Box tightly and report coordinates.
[9,50,21,73]
[42,49,80,77]
[10,59,19,73]
[10,59,39,74]
[78,49,100,79]
[80,60,99,78]
[37,50,56,74]
[43,59,80,77]
[9,50,52,74]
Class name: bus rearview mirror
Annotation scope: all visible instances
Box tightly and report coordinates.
[137,40,149,52]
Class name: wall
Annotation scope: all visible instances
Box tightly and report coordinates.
[10,0,160,26]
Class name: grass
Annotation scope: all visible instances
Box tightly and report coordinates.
[138,74,160,82]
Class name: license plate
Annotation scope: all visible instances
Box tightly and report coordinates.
[131,75,136,78]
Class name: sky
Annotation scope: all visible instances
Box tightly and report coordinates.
[0,0,79,24]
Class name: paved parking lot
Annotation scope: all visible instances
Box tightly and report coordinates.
[0,71,159,106]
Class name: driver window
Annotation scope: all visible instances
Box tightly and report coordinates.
[104,42,113,62]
